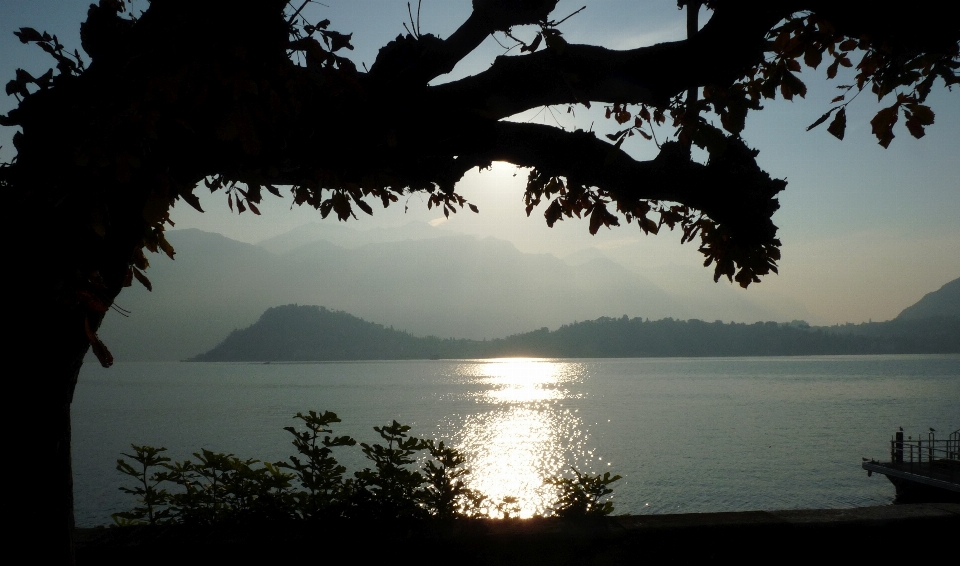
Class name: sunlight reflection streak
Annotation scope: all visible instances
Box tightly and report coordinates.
[447,359,591,517]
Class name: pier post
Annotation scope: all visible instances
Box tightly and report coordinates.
[895,430,904,463]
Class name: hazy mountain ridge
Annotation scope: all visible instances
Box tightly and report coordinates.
[194,304,960,361]
[896,278,960,320]
[817,277,958,347]
[256,221,448,254]
[98,227,950,361]
[98,227,697,360]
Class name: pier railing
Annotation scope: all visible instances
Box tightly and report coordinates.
[886,428,960,484]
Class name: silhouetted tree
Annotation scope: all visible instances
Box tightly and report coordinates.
[2,1,956,562]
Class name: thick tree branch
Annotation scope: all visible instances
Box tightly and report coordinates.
[425,0,560,82]
[429,0,959,119]
[475,121,781,239]
[369,0,559,85]
[429,1,790,117]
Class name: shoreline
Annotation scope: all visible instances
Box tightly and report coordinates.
[77,502,960,564]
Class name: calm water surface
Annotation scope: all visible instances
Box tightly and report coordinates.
[73,355,960,526]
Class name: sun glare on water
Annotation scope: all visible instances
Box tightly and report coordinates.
[447,358,592,517]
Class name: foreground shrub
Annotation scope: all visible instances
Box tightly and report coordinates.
[545,469,623,517]
[113,411,619,525]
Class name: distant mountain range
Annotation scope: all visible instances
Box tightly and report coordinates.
[193,299,960,362]
[98,225,818,361]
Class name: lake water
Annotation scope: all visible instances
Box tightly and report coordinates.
[73,355,960,527]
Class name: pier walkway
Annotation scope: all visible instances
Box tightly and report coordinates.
[862,428,960,502]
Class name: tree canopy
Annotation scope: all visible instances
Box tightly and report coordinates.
[4,0,957,368]
[2,1,957,562]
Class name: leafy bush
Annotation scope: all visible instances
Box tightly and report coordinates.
[545,468,623,517]
[112,445,172,525]
[279,410,356,519]
[113,411,619,525]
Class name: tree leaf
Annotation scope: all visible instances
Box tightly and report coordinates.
[14,27,43,44]
[904,104,933,139]
[803,47,822,69]
[85,317,114,368]
[826,59,840,79]
[907,104,934,125]
[719,101,748,135]
[157,234,175,259]
[588,205,604,235]
[264,184,282,197]
[827,107,846,140]
[806,109,834,131]
[355,199,373,215]
[132,267,153,292]
[544,200,563,227]
[781,71,807,100]
[870,104,899,148]
[325,31,354,52]
[905,117,925,139]
[178,190,204,213]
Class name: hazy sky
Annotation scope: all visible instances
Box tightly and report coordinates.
[2,0,958,325]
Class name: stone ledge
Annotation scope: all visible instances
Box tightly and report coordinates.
[76,503,960,564]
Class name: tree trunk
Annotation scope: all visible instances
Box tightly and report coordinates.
[13,298,96,565]
[9,201,129,564]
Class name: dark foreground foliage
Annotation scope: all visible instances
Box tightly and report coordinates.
[113,411,620,525]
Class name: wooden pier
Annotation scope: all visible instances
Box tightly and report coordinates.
[863,428,960,503]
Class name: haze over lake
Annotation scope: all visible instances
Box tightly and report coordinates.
[74,355,960,527]
[94,228,959,363]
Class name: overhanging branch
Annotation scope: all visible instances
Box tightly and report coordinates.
[458,120,784,286]
[429,1,790,117]
[476,121,782,237]
[369,0,560,85]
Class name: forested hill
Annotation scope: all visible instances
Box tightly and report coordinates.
[896,278,960,321]
[192,305,485,361]
[192,304,960,361]
[499,316,960,358]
